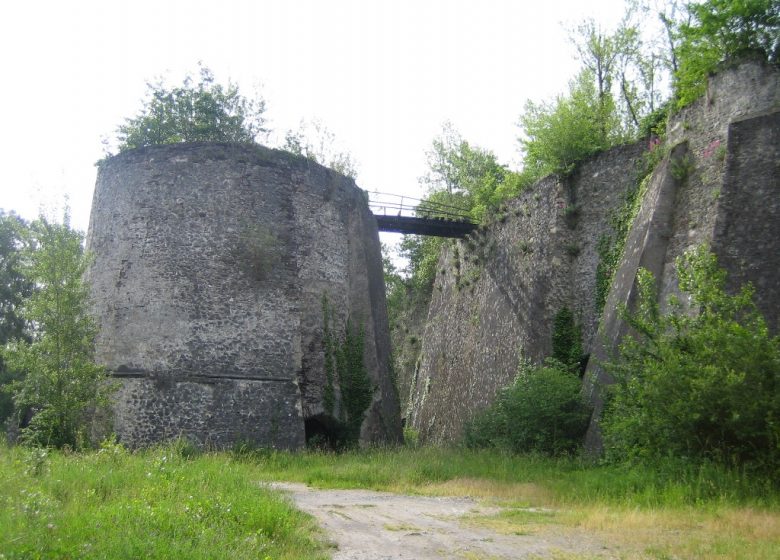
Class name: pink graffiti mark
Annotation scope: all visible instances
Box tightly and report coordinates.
[702,139,721,158]
[648,137,662,151]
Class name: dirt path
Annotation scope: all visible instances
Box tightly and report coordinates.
[270,482,615,559]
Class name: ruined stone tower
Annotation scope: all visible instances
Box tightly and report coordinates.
[86,142,402,448]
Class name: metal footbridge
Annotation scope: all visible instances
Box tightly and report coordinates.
[368,193,477,238]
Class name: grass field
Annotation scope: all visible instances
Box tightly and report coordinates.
[1,442,778,559]
[0,441,330,560]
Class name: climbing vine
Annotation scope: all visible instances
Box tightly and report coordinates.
[551,306,584,374]
[321,295,375,446]
[595,147,664,312]
[321,295,337,416]
[337,320,374,440]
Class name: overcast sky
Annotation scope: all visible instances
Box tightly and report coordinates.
[1,0,628,233]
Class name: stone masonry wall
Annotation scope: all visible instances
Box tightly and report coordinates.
[87,143,401,448]
[406,142,646,443]
[583,60,779,450]
[408,59,778,445]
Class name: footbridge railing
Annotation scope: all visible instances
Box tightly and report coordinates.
[368,192,477,238]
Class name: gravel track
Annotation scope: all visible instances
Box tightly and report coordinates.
[270,482,616,559]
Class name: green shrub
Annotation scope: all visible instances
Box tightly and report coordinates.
[465,360,592,455]
[402,427,420,448]
[601,246,780,474]
[638,101,670,138]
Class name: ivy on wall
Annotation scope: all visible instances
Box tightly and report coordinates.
[321,295,375,446]
[551,306,584,374]
[595,146,665,312]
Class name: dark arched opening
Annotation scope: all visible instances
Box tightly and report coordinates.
[304,414,344,450]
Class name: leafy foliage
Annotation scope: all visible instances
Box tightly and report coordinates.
[420,123,527,222]
[594,146,661,313]
[115,65,267,152]
[321,296,337,417]
[336,320,374,440]
[282,118,358,179]
[0,212,32,347]
[601,246,780,474]
[0,212,33,428]
[552,307,585,373]
[321,296,374,447]
[674,0,780,107]
[2,217,110,447]
[398,235,445,296]
[382,243,406,323]
[398,124,528,301]
[572,16,664,136]
[519,69,623,177]
[464,360,592,455]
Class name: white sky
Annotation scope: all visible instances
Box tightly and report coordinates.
[0,0,628,234]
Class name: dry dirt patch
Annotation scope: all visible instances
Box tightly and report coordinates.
[270,482,618,559]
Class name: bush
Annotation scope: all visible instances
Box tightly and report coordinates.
[601,246,780,474]
[465,360,592,455]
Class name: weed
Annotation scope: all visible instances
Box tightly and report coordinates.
[23,447,49,477]
[403,427,420,448]
[563,205,580,229]
[564,243,580,258]
[671,153,695,181]
[518,241,532,255]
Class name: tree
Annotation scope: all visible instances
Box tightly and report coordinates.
[382,243,407,322]
[420,123,524,221]
[0,211,33,428]
[674,0,780,107]
[572,19,641,133]
[602,246,780,472]
[115,64,268,152]
[399,124,524,298]
[519,69,621,177]
[645,0,691,74]
[2,216,110,447]
[282,119,358,179]
[398,234,444,296]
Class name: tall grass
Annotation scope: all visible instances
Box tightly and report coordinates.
[236,446,779,559]
[0,441,329,560]
[2,443,777,560]
[237,446,779,509]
